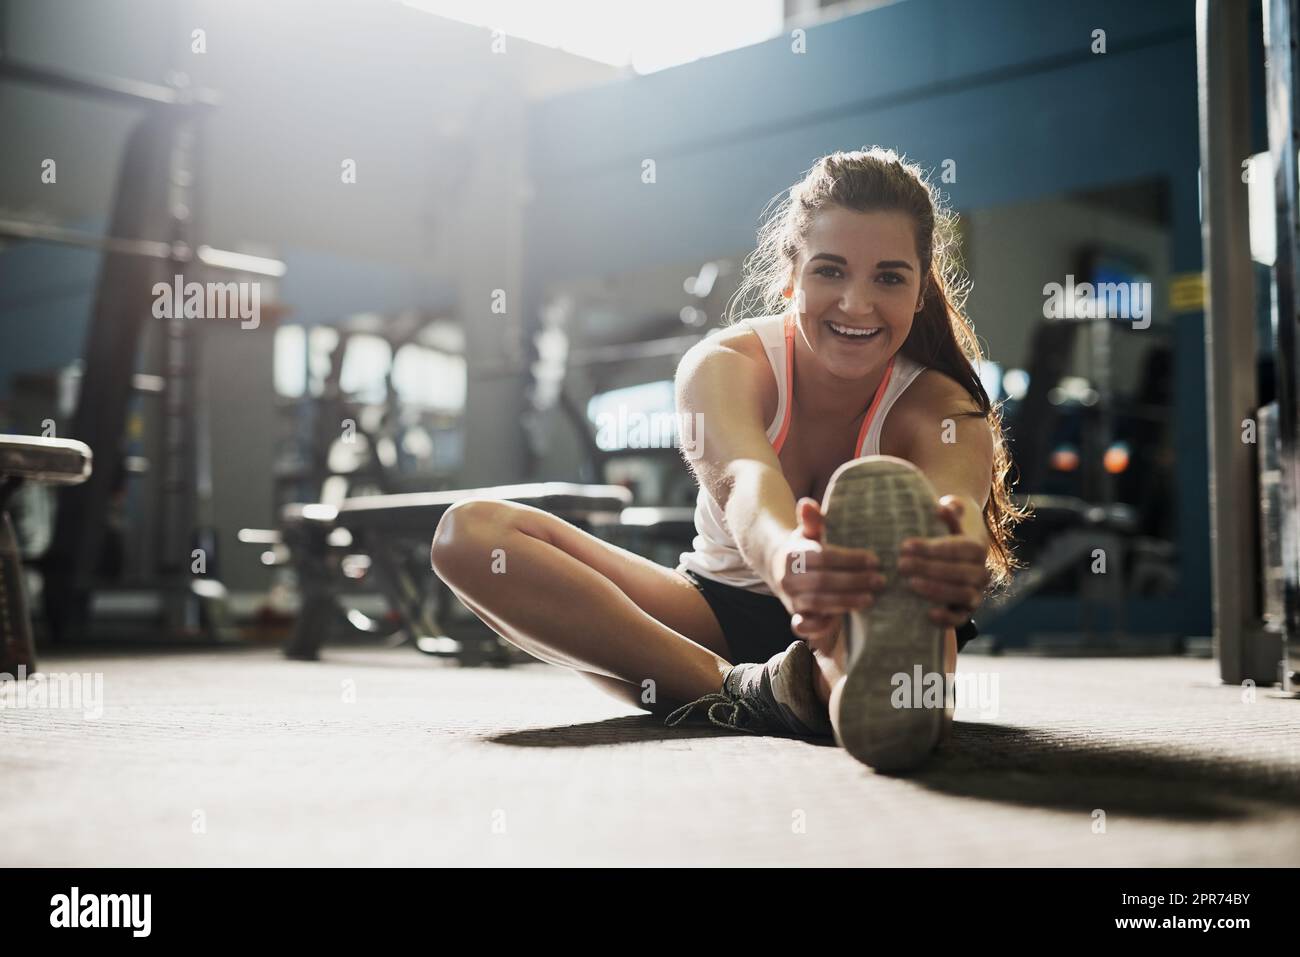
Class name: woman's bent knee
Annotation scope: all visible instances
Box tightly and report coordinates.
[430,499,516,582]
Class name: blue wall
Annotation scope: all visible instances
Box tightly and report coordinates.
[0,241,100,404]
[526,0,1199,280]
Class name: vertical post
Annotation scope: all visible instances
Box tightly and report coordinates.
[44,110,175,640]
[162,114,206,636]
[1199,0,1270,684]
[1265,0,1300,692]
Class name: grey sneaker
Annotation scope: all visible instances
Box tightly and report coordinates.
[664,640,832,737]
[821,455,948,772]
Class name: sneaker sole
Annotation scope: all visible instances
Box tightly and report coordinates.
[821,455,946,772]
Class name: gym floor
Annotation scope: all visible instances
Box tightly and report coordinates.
[4,648,1298,867]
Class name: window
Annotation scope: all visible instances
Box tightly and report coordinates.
[338,334,392,405]
[273,324,306,398]
[392,343,467,413]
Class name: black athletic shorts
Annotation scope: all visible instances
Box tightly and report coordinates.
[678,567,979,665]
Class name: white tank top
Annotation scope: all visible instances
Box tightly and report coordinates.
[677,310,930,595]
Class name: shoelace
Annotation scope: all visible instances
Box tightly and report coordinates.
[664,692,768,734]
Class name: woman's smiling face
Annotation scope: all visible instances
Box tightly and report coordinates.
[790,206,925,380]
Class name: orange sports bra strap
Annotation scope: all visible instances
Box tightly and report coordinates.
[853,355,896,457]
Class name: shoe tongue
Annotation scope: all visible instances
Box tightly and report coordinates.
[722,662,758,699]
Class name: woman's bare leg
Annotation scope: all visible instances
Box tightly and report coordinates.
[430,499,734,712]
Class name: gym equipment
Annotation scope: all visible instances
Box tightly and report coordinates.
[1200,0,1278,686]
[270,310,460,513]
[0,58,286,644]
[1258,401,1285,636]
[978,495,1137,647]
[240,298,703,664]
[1262,0,1300,693]
[264,482,631,662]
[991,245,1183,648]
[0,217,283,278]
[0,435,91,674]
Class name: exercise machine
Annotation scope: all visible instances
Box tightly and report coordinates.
[0,57,286,644]
[0,435,91,674]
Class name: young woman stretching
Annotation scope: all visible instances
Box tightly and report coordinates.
[431,147,1021,771]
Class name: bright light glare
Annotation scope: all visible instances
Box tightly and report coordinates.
[401,0,783,74]
[1246,151,1275,266]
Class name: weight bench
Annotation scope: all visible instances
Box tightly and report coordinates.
[275,482,632,662]
[0,435,93,674]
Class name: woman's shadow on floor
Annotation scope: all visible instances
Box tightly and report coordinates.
[488,715,1300,821]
